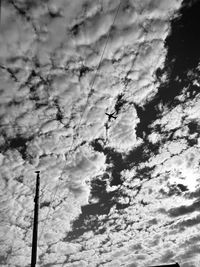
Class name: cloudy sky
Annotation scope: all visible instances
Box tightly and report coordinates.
[1,0,200,266]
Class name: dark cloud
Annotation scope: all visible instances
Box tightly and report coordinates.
[168,200,200,217]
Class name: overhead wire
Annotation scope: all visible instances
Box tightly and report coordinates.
[1,0,122,259]
[37,0,122,244]
[73,0,122,141]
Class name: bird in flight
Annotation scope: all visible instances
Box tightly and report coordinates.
[105,112,117,121]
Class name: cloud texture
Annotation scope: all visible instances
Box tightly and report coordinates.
[1,0,200,266]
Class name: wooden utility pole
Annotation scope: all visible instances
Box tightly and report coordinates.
[148,263,180,267]
[31,171,40,267]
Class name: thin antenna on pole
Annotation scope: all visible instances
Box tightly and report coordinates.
[31,171,40,267]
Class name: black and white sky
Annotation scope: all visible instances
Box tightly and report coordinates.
[1,0,200,266]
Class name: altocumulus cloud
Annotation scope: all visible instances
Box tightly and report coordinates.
[2,0,200,267]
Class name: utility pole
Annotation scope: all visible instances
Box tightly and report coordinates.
[148,263,180,267]
[31,171,40,267]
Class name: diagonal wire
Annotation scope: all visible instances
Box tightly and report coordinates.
[2,2,122,261]
[74,0,122,138]
[37,0,122,244]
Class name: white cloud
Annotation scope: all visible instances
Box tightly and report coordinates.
[107,104,141,152]
[2,0,196,266]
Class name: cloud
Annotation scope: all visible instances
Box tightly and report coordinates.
[5,0,200,267]
[107,104,140,152]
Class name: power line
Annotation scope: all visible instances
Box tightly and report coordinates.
[2,2,123,264]
[74,0,122,139]
[2,3,122,261]
[37,0,122,244]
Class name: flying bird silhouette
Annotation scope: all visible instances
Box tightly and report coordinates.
[105,112,117,121]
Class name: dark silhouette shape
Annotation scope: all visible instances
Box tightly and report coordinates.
[105,112,117,121]
[148,263,180,267]
[31,171,40,267]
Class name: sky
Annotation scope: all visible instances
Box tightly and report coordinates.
[1,0,200,266]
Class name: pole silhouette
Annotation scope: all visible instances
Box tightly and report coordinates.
[148,263,180,267]
[31,171,40,267]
